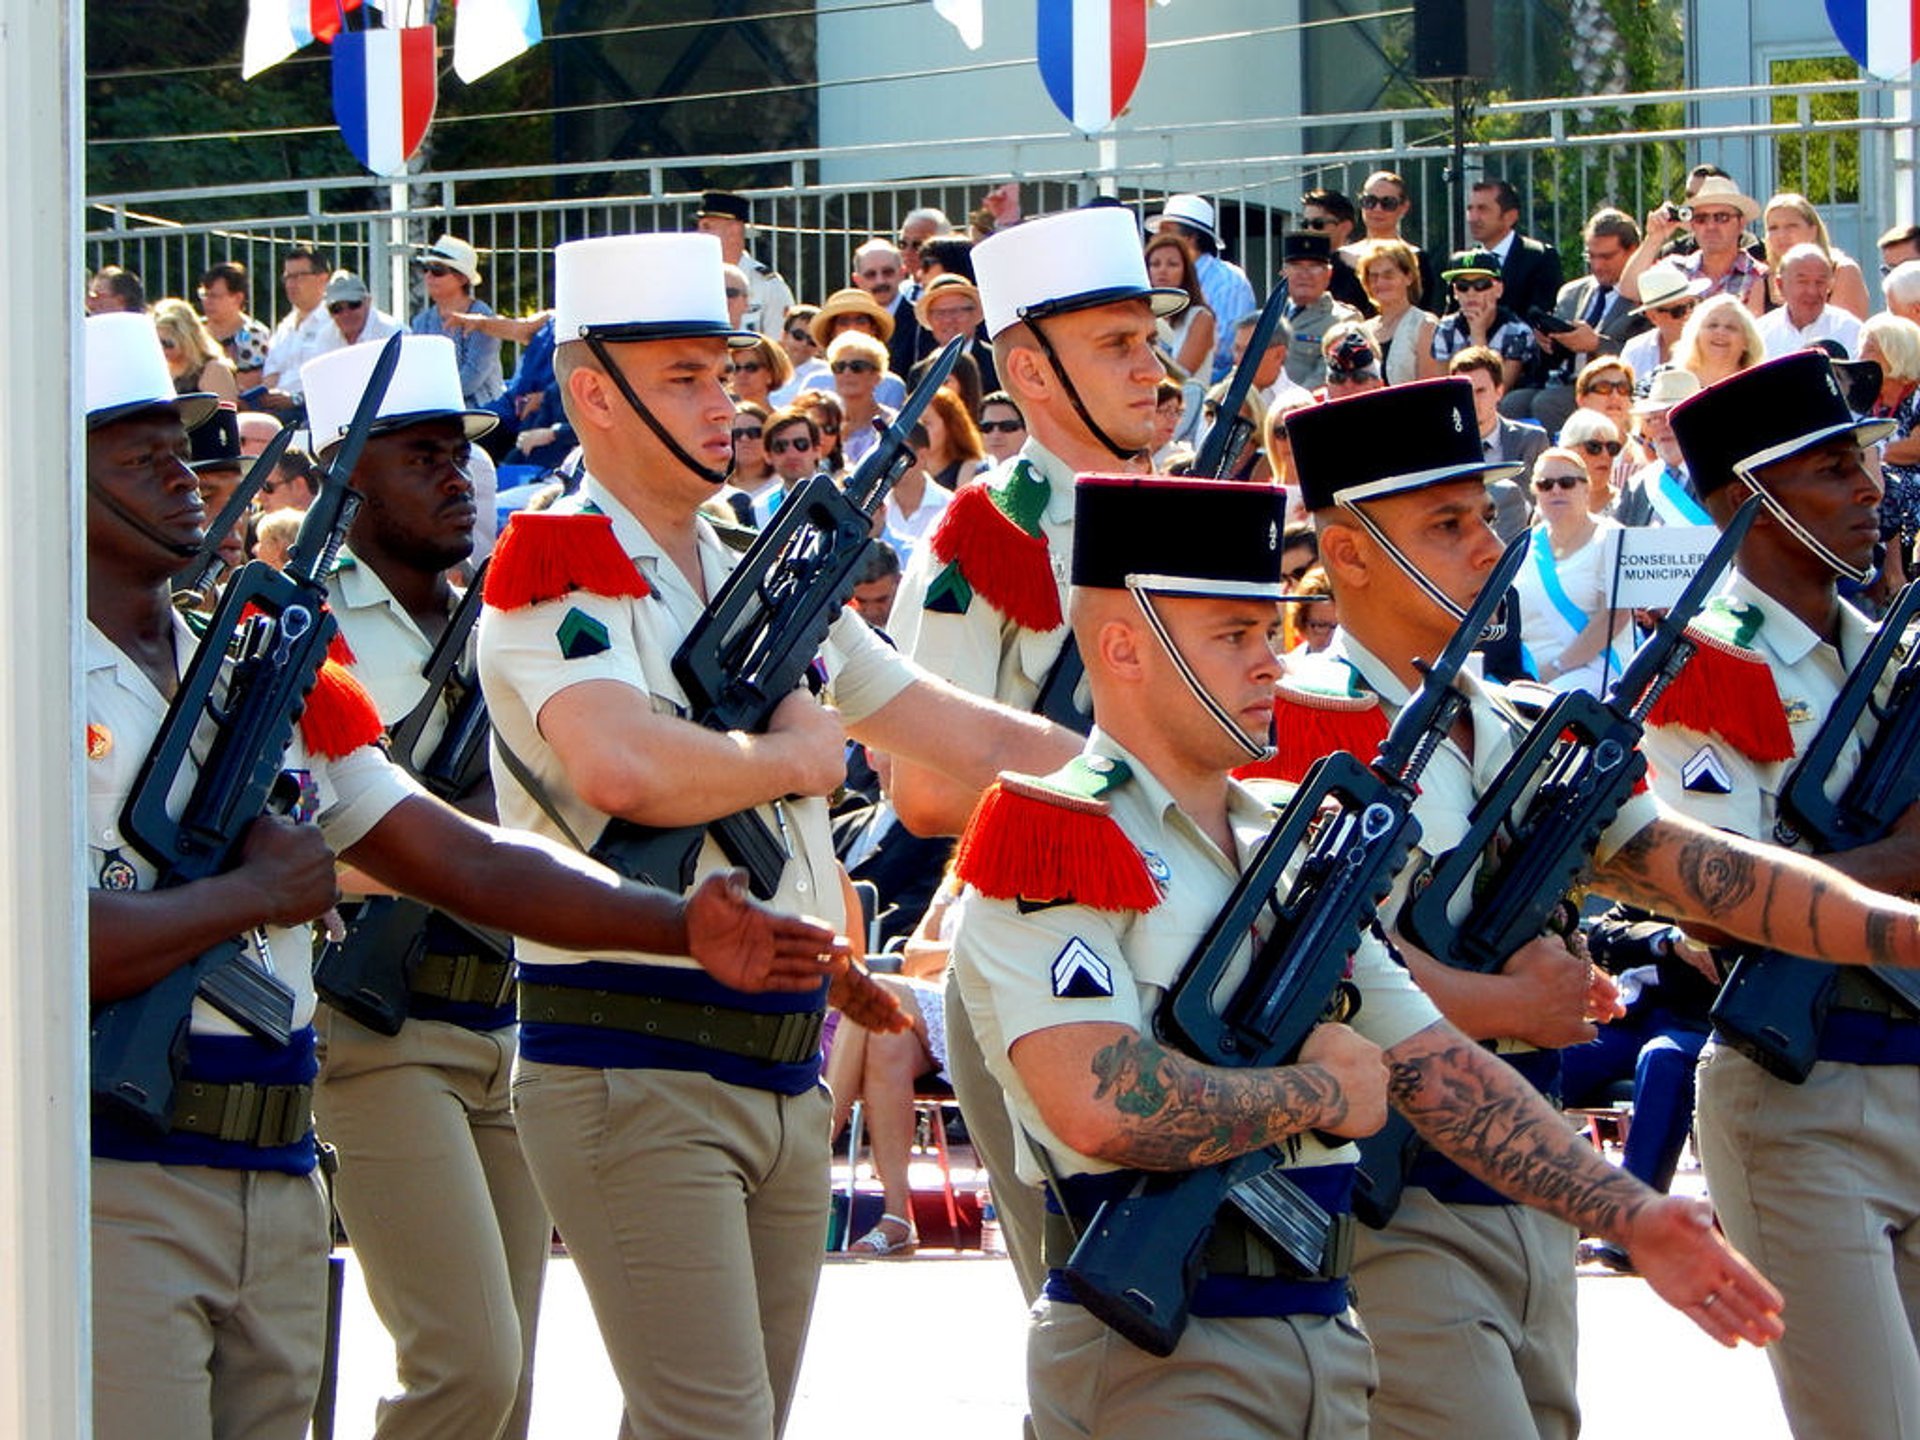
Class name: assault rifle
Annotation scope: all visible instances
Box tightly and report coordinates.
[1191,287,1287,481]
[1712,580,1920,1080]
[588,337,965,899]
[1352,495,1760,1225]
[1055,533,1528,1357]
[315,560,508,1035]
[93,332,402,1133]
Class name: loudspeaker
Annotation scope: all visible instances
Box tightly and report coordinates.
[1413,0,1494,82]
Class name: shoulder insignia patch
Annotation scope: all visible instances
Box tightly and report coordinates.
[1680,745,1733,795]
[483,511,651,611]
[925,460,1062,633]
[556,606,612,660]
[924,560,974,616]
[85,723,112,761]
[1051,937,1114,999]
[954,760,1160,913]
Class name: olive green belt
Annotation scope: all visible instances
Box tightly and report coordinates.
[171,1079,313,1148]
[413,949,516,1008]
[516,983,826,1065]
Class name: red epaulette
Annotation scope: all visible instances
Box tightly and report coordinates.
[299,659,385,759]
[327,629,357,666]
[1645,607,1794,763]
[482,511,651,611]
[927,480,1062,633]
[1238,661,1389,784]
[954,763,1161,914]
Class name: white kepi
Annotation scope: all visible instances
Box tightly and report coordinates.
[553,233,758,347]
[85,311,220,431]
[301,334,498,455]
[973,206,1189,340]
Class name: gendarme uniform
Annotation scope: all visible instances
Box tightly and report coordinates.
[83,313,416,1440]
[695,192,795,340]
[301,337,549,1440]
[951,476,1443,1440]
[475,233,916,1440]
[1647,352,1920,1440]
[886,205,1188,1304]
[1285,380,1660,1440]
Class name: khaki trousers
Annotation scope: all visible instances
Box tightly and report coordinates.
[512,1061,831,1440]
[92,1157,330,1440]
[1028,1297,1374,1440]
[945,970,1049,1303]
[1350,1187,1580,1440]
[1698,1042,1920,1440]
[315,1010,549,1440]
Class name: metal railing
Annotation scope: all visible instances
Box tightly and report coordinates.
[85,77,1911,326]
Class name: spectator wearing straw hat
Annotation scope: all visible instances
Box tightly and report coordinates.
[800,288,906,408]
[410,235,504,408]
[1148,192,1258,381]
[1625,175,1770,317]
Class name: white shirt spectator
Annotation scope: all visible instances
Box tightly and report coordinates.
[1756,303,1862,360]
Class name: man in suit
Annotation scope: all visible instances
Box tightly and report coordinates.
[1449,345,1542,541]
[851,237,926,376]
[1504,207,1649,431]
[1464,178,1562,321]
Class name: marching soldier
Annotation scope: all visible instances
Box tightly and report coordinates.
[472,231,1078,1438]
[887,204,1185,1299]
[1281,375,1920,1440]
[949,472,1783,1440]
[83,311,847,1440]
[1646,349,1920,1439]
[300,334,546,1440]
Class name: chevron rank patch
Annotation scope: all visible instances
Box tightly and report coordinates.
[1681,745,1733,795]
[556,607,611,660]
[1051,936,1114,999]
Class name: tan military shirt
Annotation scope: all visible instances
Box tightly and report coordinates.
[476,471,917,969]
[1639,573,1875,846]
[85,612,417,1035]
[887,439,1077,711]
[952,730,1442,1185]
[326,552,463,767]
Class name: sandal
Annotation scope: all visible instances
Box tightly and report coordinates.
[847,1212,918,1258]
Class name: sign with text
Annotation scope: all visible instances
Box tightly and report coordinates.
[1609,524,1721,610]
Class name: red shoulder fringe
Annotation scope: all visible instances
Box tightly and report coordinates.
[299,659,386,759]
[483,512,651,611]
[954,775,1161,913]
[1238,689,1390,785]
[927,484,1062,633]
[1646,630,1795,763]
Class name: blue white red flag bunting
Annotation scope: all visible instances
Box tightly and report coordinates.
[454,0,544,82]
[332,25,438,177]
[243,0,366,79]
[1036,0,1148,136]
[1826,0,1920,79]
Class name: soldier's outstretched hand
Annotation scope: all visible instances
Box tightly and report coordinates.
[683,869,852,993]
[1625,1194,1786,1348]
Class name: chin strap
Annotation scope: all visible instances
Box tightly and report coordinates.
[1340,501,1470,622]
[1733,468,1874,584]
[1127,582,1272,762]
[585,334,734,487]
[1023,315,1147,465]
[89,479,200,560]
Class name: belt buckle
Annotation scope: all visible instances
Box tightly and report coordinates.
[216,1082,264,1144]
[768,1009,823,1065]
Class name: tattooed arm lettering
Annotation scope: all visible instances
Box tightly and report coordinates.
[1596,813,1920,969]
[1385,1020,1645,1240]
[1009,1022,1372,1172]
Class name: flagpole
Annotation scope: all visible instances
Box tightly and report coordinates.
[1098,136,1118,199]
[0,0,89,1432]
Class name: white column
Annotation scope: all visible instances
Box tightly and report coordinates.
[0,0,90,1435]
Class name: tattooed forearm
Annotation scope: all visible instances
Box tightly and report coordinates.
[1085,1033,1343,1170]
[1387,1027,1645,1241]
[1677,836,1758,912]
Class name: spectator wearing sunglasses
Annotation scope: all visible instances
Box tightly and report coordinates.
[1357,170,1443,313]
[1624,175,1769,317]
[975,390,1027,464]
[1620,259,1711,382]
[1560,407,1628,513]
[1512,446,1633,694]
[1429,250,1537,392]
[763,406,824,488]
[410,235,504,407]
[312,270,402,358]
[717,400,782,529]
[1298,187,1374,316]
[827,331,896,469]
[724,335,792,407]
[1570,354,1648,488]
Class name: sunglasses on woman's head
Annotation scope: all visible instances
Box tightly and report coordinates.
[1534,472,1585,491]
[1578,439,1623,457]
